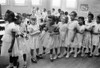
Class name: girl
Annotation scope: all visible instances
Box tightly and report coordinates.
[66,11,78,58]
[57,16,68,58]
[84,13,94,57]
[27,17,40,63]
[1,11,21,68]
[92,15,100,56]
[42,15,59,62]
[76,17,86,57]
[16,14,29,68]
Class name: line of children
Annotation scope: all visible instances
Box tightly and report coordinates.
[1,8,100,68]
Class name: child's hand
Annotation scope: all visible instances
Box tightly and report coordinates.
[25,36,29,40]
[8,48,12,53]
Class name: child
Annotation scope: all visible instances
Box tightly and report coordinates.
[92,15,100,56]
[84,13,94,57]
[66,11,78,58]
[27,17,40,63]
[76,17,86,57]
[1,11,21,68]
[42,15,59,62]
[57,16,68,58]
[16,14,29,68]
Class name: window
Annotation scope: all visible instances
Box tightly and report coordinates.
[15,0,25,5]
[32,0,41,5]
[0,0,6,5]
[66,0,77,9]
[52,0,61,7]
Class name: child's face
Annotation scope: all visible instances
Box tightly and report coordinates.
[96,18,100,24]
[70,12,76,21]
[78,19,83,25]
[16,17,22,25]
[47,11,51,16]
[31,18,36,25]
[61,17,66,23]
[4,13,9,21]
[47,18,53,25]
[88,15,93,22]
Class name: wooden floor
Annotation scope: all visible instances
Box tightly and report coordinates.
[0,55,100,68]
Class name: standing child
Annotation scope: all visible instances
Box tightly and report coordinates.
[66,11,78,58]
[1,11,21,68]
[76,17,86,57]
[57,16,68,58]
[84,13,94,57]
[27,17,40,63]
[92,15,100,56]
[42,15,59,62]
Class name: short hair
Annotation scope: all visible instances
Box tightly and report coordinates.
[52,8,55,11]
[65,11,68,15]
[97,14,100,20]
[71,11,77,17]
[6,10,12,14]
[48,15,56,25]
[88,12,94,19]
[78,16,85,25]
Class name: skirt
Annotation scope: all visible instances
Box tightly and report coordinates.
[83,32,92,48]
[1,39,20,57]
[42,32,53,49]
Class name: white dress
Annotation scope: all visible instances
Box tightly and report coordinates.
[92,23,100,46]
[58,22,68,47]
[83,21,94,49]
[1,22,20,57]
[16,23,29,55]
[27,24,40,49]
[67,20,78,47]
[75,24,86,48]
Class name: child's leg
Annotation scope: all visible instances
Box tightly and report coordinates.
[6,53,14,68]
[37,47,43,59]
[13,56,19,68]
[89,45,93,56]
[94,46,99,56]
[43,47,46,54]
[66,47,70,58]
[50,48,53,62]
[53,48,58,60]
[74,47,78,57]
[23,54,27,64]
[31,49,37,63]
[57,47,60,56]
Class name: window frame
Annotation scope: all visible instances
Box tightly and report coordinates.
[66,0,77,9]
[0,0,7,5]
[14,0,26,6]
[31,0,41,6]
[52,0,61,8]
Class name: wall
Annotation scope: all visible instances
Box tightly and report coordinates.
[1,0,100,17]
[1,0,51,15]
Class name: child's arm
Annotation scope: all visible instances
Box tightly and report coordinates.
[8,30,16,53]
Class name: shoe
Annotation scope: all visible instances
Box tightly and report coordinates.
[66,53,69,58]
[53,55,57,60]
[58,54,64,59]
[50,58,54,62]
[17,62,19,68]
[36,55,43,59]
[31,58,37,63]
[23,64,27,68]
[13,66,17,68]
[6,64,13,68]
[73,54,77,58]
[81,54,85,57]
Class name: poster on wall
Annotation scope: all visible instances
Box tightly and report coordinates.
[80,4,89,11]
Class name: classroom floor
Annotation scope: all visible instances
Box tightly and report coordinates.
[0,54,100,68]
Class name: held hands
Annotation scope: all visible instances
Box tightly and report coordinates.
[8,48,12,53]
